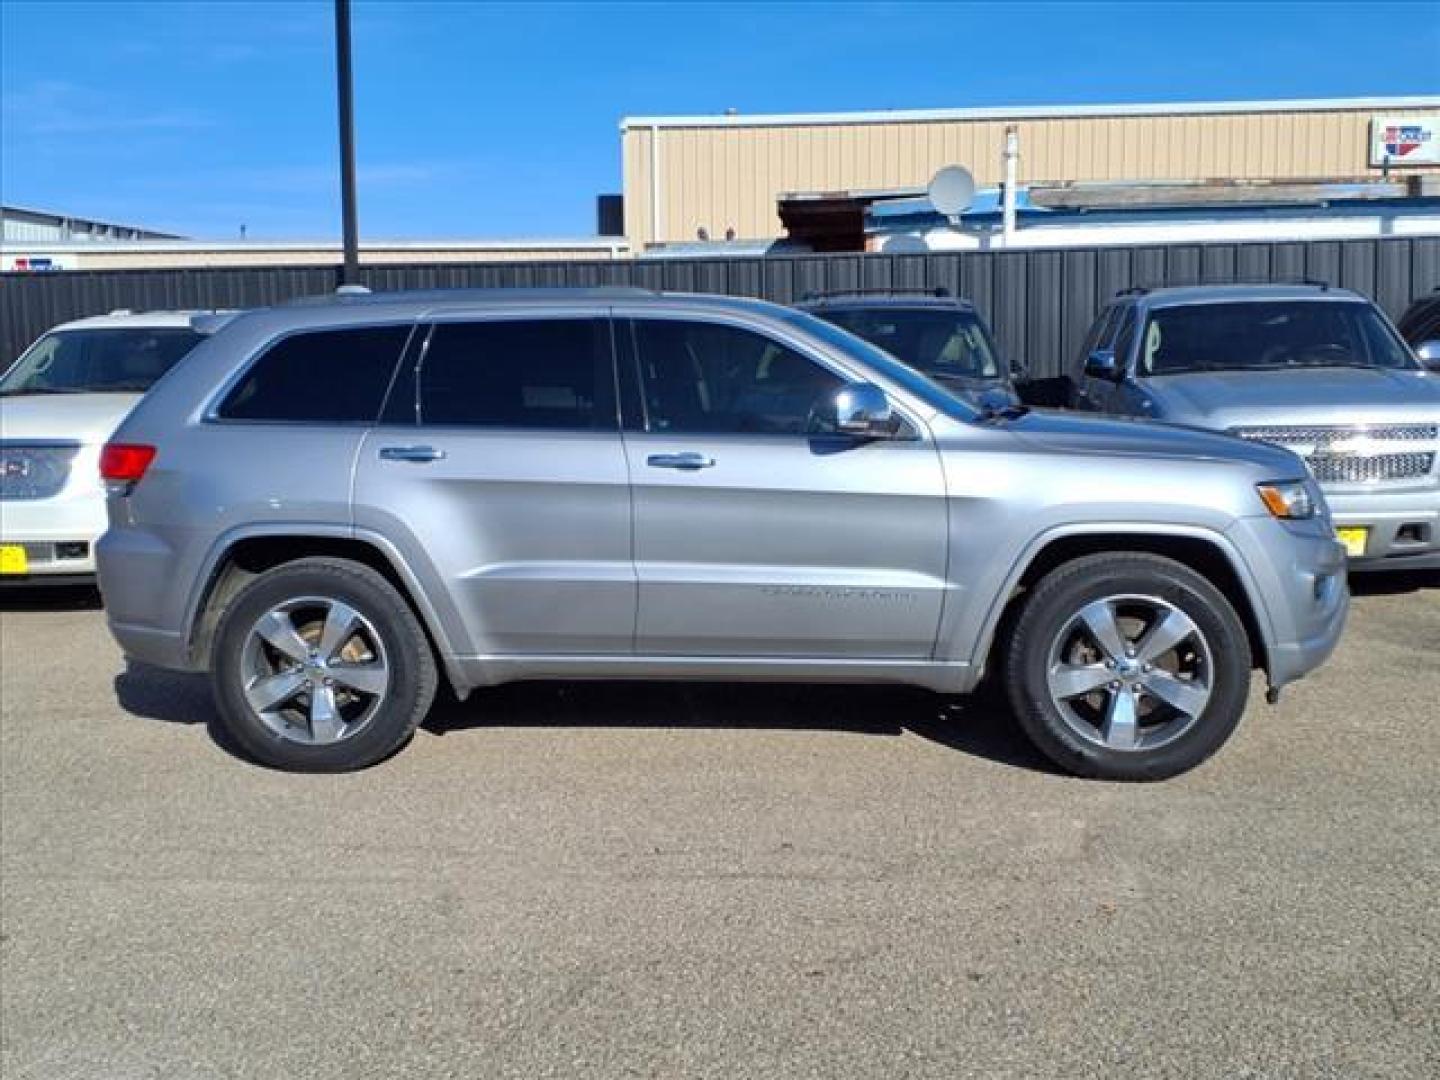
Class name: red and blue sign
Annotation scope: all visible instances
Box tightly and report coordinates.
[1371,115,1440,166]
[1384,125,1429,158]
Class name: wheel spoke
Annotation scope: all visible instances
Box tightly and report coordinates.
[1078,600,1129,662]
[1101,687,1140,749]
[1141,670,1211,718]
[308,685,345,743]
[244,669,307,713]
[317,601,362,662]
[254,610,311,663]
[1048,662,1113,700]
[1136,608,1198,665]
[327,661,388,697]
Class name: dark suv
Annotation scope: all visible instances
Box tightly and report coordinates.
[797,290,1022,408]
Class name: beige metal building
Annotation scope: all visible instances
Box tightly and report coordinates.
[621,96,1440,248]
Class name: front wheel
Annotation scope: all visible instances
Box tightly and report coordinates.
[211,557,438,771]
[1004,553,1252,781]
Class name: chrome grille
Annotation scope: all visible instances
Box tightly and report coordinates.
[0,443,79,501]
[1231,424,1438,485]
[1233,424,1437,444]
[1306,452,1435,484]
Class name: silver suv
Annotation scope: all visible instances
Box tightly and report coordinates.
[1072,284,1440,572]
[97,289,1348,779]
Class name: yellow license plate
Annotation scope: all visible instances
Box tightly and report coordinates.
[0,544,29,575]
[1336,527,1369,558]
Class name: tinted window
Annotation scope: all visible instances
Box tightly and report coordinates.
[632,319,844,435]
[1397,296,1440,344]
[1111,306,1138,369]
[817,307,1000,379]
[1139,301,1418,376]
[420,319,611,430]
[220,325,410,422]
[1,328,202,395]
[772,309,973,419]
[1072,304,1120,382]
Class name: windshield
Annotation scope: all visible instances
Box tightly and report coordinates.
[815,307,1002,380]
[774,308,977,418]
[0,327,204,395]
[1140,301,1418,376]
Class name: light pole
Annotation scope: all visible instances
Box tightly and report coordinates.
[334,0,360,284]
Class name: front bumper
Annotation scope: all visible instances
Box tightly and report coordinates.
[1227,516,1350,690]
[0,476,106,578]
[1325,483,1440,572]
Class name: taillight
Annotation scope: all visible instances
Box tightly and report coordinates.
[100,443,157,485]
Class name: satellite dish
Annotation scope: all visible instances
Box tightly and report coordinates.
[928,165,976,216]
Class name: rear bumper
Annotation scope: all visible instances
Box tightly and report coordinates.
[96,518,205,671]
[106,618,192,669]
[0,487,106,576]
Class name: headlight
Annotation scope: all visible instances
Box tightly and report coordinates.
[1256,480,1319,520]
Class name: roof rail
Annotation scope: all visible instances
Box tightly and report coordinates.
[800,286,953,303]
[280,285,659,308]
[1113,277,1332,298]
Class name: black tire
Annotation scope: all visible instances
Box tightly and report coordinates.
[211,557,438,771]
[1004,553,1252,781]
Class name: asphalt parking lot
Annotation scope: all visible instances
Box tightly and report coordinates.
[1,575,1437,1079]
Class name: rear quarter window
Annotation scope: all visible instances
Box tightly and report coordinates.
[218,325,411,423]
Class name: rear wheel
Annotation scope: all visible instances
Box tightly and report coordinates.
[211,557,437,771]
[1004,553,1251,781]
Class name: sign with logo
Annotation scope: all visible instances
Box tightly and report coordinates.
[1370,115,1440,166]
[1,254,75,272]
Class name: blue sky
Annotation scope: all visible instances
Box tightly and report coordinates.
[2,1,1437,240]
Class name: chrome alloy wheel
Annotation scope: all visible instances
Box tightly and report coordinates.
[239,596,390,745]
[1045,594,1214,752]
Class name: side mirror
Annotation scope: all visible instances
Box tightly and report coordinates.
[825,383,896,437]
[1415,340,1440,373]
[1084,348,1122,381]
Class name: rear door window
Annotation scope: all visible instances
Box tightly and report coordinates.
[219,325,411,422]
[418,318,615,430]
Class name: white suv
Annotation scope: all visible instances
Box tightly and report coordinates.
[0,311,219,581]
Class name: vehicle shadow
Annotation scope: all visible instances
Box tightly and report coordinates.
[425,679,1055,774]
[0,583,103,612]
[112,660,1054,774]
[1348,569,1439,597]
[112,661,253,762]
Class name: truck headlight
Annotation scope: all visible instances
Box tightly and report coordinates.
[1256,480,1319,520]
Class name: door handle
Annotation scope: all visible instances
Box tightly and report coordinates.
[379,445,446,463]
[646,452,715,470]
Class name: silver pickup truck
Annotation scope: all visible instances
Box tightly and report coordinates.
[1072,284,1440,572]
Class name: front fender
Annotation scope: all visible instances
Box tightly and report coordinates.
[955,522,1280,691]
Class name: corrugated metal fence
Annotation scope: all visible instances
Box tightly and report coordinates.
[3,236,1437,377]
